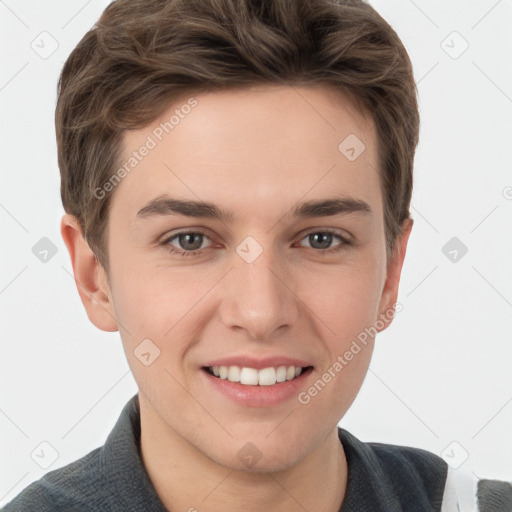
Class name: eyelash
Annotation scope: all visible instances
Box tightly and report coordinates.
[161,229,351,258]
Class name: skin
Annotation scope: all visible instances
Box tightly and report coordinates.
[61,84,413,511]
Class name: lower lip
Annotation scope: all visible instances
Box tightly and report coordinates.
[201,367,313,407]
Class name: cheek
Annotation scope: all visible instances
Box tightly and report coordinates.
[108,255,220,352]
[297,256,384,342]
[295,257,382,406]
[299,272,378,420]
[108,262,207,404]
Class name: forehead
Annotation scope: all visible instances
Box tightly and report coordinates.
[113,84,381,226]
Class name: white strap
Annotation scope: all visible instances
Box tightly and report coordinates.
[441,465,480,512]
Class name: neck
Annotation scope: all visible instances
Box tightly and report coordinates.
[139,398,348,512]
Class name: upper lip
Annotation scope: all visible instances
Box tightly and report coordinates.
[202,356,312,370]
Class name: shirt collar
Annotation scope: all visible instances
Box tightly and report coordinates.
[102,394,446,512]
[99,393,168,511]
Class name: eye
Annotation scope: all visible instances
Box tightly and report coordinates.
[162,231,212,257]
[297,230,350,253]
[161,228,351,259]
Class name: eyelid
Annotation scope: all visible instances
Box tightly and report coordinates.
[297,226,352,243]
[161,227,352,257]
[160,226,351,244]
[161,231,215,259]
[295,229,351,249]
[160,227,214,244]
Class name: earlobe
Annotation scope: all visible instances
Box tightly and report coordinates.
[376,218,414,332]
[60,213,118,332]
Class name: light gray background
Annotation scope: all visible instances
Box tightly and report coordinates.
[1,0,511,505]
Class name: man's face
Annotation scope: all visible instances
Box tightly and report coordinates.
[96,85,407,471]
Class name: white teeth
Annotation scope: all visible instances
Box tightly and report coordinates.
[258,367,276,386]
[276,366,287,383]
[209,365,306,386]
[227,365,241,383]
[240,367,259,385]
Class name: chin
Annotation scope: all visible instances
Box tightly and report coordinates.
[203,432,311,474]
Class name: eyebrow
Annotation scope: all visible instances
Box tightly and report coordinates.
[135,194,372,221]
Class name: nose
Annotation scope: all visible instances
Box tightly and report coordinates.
[218,246,300,341]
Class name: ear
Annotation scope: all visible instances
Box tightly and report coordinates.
[376,217,413,332]
[60,213,118,332]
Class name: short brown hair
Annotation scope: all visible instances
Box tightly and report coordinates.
[56,0,419,272]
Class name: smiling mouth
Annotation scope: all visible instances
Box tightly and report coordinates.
[203,365,313,386]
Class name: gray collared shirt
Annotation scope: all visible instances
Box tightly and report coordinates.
[3,394,511,511]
